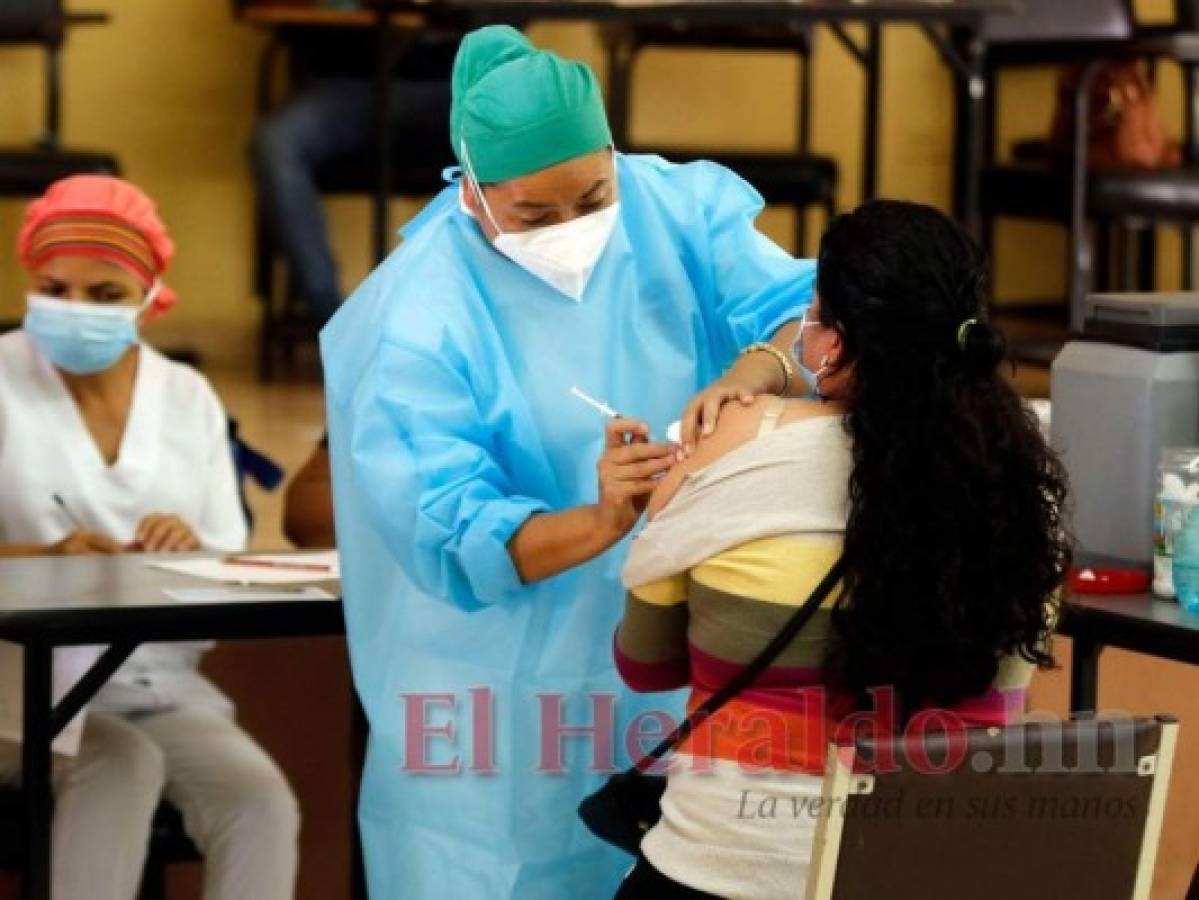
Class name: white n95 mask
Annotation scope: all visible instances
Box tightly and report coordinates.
[491,204,620,302]
[460,144,620,302]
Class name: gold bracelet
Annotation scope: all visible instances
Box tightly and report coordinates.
[740,342,793,395]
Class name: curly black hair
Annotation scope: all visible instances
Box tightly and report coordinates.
[816,200,1071,719]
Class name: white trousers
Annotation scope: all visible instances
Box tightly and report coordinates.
[0,707,299,900]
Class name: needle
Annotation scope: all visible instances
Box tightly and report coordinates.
[570,386,619,419]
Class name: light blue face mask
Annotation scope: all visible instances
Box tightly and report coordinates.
[23,286,155,375]
[791,312,829,399]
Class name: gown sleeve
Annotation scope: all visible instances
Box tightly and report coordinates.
[696,160,817,347]
[347,335,552,611]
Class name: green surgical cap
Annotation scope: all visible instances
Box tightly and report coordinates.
[451,26,612,184]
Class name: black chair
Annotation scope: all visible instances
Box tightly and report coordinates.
[601,23,838,257]
[979,0,1199,359]
[0,0,120,199]
[0,786,201,900]
[228,416,285,531]
[254,149,446,381]
[136,802,203,900]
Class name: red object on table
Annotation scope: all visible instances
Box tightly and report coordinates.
[1068,567,1152,595]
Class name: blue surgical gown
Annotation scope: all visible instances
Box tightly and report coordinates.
[320,153,815,899]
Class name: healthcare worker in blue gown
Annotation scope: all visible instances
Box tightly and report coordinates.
[320,25,816,900]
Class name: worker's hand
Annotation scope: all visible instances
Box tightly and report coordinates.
[46,530,125,556]
[679,350,784,455]
[594,418,678,540]
[131,514,202,553]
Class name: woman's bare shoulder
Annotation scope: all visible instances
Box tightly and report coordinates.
[647,396,805,519]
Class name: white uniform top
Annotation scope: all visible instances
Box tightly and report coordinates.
[0,330,247,717]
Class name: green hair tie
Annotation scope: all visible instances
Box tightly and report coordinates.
[957,318,979,351]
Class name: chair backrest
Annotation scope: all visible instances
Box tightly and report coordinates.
[0,0,102,147]
[1179,0,1199,29]
[0,0,63,46]
[805,715,1178,900]
[983,0,1134,44]
[227,416,284,532]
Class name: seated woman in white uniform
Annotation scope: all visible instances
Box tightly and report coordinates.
[0,175,299,900]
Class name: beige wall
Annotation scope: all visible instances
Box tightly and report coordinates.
[0,2,1189,352]
[0,2,260,348]
[0,2,1162,356]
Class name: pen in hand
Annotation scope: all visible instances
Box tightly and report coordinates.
[52,493,83,530]
[50,494,123,554]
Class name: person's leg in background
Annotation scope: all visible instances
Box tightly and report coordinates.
[0,713,166,900]
[250,76,451,324]
[251,78,372,324]
[135,706,299,900]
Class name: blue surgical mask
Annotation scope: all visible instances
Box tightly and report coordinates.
[23,286,155,375]
[791,313,830,399]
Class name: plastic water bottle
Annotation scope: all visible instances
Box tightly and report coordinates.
[1154,448,1199,597]
[1171,507,1199,614]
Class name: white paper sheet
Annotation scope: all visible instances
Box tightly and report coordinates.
[148,551,340,585]
[162,586,336,603]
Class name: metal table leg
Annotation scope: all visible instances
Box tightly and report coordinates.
[21,643,52,900]
[924,23,988,242]
[372,14,419,266]
[1182,62,1199,289]
[1069,637,1103,715]
[826,23,876,205]
[861,24,881,203]
[1067,62,1103,333]
[18,640,136,900]
[373,10,394,266]
[351,695,369,899]
[601,25,634,149]
[956,29,986,241]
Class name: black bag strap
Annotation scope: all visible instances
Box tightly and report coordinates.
[631,555,846,773]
